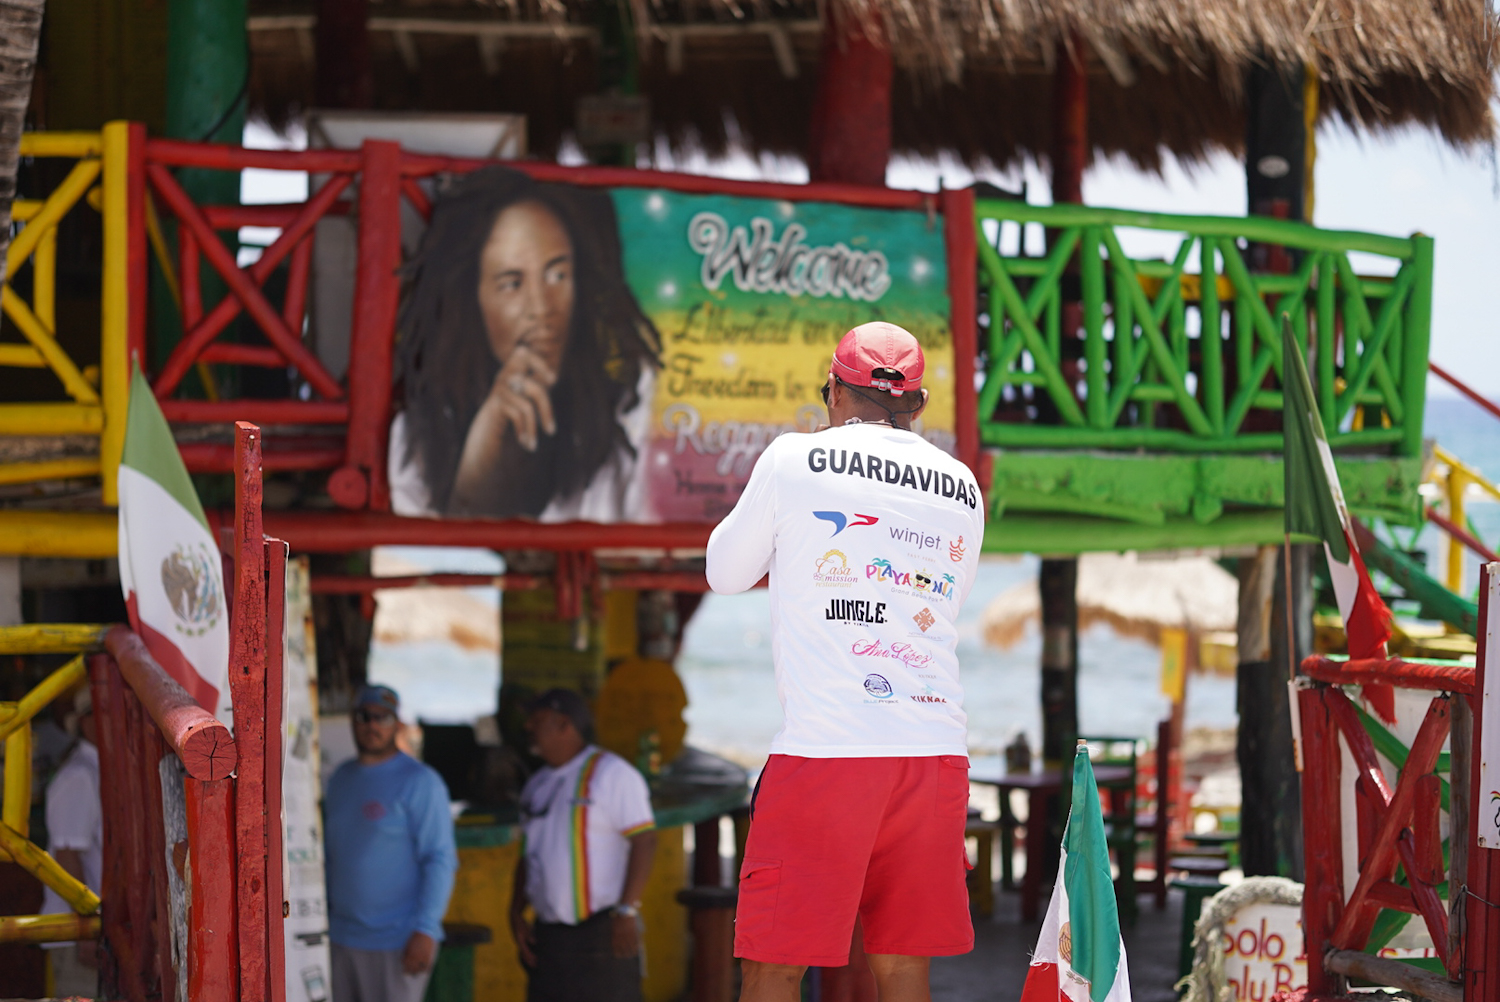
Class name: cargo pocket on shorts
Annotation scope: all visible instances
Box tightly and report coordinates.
[933,755,971,818]
[737,857,783,934]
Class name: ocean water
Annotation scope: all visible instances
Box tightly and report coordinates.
[367,392,1500,763]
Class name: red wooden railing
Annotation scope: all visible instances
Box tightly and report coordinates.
[90,421,286,1002]
[1298,564,1500,1002]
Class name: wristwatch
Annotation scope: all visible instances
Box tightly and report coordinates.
[613,902,641,918]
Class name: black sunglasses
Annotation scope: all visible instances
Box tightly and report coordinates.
[355,708,396,725]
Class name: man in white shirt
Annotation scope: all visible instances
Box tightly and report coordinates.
[510,689,658,1002]
[706,322,986,1002]
[42,688,103,999]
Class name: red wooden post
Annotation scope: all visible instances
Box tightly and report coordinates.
[1298,685,1344,996]
[336,138,403,511]
[187,775,240,1002]
[232,421,270,1002]
[1052,36,1088,206]
[315,0,373,109]
[104,625,237,779]
[121,687,159,997]
[91,652,144,1001]
[126,122,149,372]
[805,8,892,186]
[942,185,980,480]
[265,538,289,1002]
[142,723,177,1002]
[1468,563,1500,1002]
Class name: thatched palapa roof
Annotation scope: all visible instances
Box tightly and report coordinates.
[248,0,1499,170]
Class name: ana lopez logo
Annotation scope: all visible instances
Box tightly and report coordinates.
[863,674,895,699]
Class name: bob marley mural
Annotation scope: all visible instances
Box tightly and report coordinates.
[389,167,957,524]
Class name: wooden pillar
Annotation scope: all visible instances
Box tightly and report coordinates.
[1237,545,1307,878]
[1245,60,1309,278]
[805,8,892,186]
[1051,37,1088,205]
[315,0,373,109]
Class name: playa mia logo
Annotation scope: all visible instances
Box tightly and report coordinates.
[160,541,222,637]
[863,674,895,700]
[688,211,891,301]
[813,549,859,588]
[866,558,956,601]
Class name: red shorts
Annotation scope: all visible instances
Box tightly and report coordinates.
[734,754,974,966]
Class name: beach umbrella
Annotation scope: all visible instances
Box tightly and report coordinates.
[981,552,1237,652]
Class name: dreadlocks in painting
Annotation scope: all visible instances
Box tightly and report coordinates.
[392,167,662,520]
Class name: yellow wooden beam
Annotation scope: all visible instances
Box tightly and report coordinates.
[5,157,99,274]
[0,403,104,435]
[0,912,101,945]
[0,655,87,743]
[19,132,104,158]
[0,344,45,367]
[0,457,102,486]
[100,121,130,506]
[0,511,117,557]
[1434,445,1500,504]
[0,822,100,914]
[3,721,31,837]
[0,287,100,404]
[0,625,111,656]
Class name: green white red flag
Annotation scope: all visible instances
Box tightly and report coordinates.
[117,369,233,723]
[1280,316,1394,721]
[1019,748,1131,1002]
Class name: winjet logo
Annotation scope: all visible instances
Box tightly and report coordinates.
[813,511,879,536]
[889,526,943,551]
[826,599,887,624]
[807,448,979,510]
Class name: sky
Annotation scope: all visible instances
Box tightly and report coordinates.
[246,106,1500,395]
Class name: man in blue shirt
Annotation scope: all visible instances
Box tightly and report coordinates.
[326,685,458,1002]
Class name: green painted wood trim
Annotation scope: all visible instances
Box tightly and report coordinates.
[981,509,1298,555]
[986,451,1422,529]
[973,200,1418,260]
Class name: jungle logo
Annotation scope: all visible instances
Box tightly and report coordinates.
[826,599,887,625]
[160,542,223,638]
[863,674,895,699]
[813,549,859,588]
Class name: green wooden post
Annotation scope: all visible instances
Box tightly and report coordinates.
[1402,235,1434,459]
[1200,237,1224,434]
[1317,252,1338,429]
[1081,226,1107,427]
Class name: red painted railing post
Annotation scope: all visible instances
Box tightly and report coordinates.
[336,138,403,511]
[1468,563,1500,1002]
[264,538,289,1002]
[231,421,270,1002]
[186,775,240,1002]
[942,185,980,481]
[1298,684,1345,996]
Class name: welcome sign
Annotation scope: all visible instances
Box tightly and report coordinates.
[391,172,954,525]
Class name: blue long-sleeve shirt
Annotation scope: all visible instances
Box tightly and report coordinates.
[324,752,458,951]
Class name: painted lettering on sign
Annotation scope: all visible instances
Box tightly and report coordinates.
[1221,904,1306,1002]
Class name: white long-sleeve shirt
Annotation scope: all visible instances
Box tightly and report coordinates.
[705,422,986,757]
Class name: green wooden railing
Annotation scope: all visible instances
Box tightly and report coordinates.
[974,201,1434,459]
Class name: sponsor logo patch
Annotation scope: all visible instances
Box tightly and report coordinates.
[912,607,936,633]
[826,599,887,625]
[863,674,895,700]
[813,549,859,588]
[813,511,880,536]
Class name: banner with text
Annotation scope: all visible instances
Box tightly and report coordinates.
[391,171,954,524]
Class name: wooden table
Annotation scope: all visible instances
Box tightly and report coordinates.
[981,764,1134,921]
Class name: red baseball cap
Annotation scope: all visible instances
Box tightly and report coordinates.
[829,322,924,397]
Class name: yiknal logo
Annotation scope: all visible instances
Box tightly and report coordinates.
[813,511,879,536]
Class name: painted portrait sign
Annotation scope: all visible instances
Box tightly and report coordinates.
[389,168,954,524]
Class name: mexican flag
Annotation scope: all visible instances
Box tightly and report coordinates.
[1019,748,1131,1002]
[118,369,233,724]
[1281,316,1394,721]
